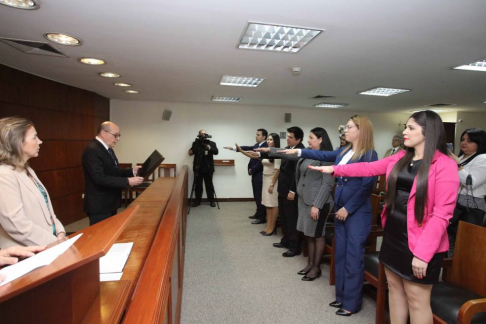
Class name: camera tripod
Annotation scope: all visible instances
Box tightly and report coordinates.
[188,142,220,214]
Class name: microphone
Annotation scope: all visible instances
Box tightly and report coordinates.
[466,174,473,186]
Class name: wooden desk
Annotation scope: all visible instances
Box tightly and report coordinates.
[119,167,188,324]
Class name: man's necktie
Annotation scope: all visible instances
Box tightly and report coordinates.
[108,148,118,166]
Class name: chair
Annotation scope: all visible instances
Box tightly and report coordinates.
[158,164,177,178]
[126,163,156,203]
[374,175,387,196]
[119,163,132,206]
[431,222,486,324]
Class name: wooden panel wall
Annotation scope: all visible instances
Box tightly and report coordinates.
[0,64,109,225]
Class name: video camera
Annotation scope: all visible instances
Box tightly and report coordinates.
[195,133,212,146]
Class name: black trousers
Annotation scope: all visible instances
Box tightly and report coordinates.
[278,195,302,251]
[87,210,117,226]
[251,173,266,221]
[195,171,215,202]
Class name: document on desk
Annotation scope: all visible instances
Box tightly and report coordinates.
[99,242,133,275]
[0,234,83,286]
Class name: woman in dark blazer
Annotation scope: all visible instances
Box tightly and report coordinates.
[280,115,377,316]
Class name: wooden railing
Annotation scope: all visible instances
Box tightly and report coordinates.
[122,166,188,324]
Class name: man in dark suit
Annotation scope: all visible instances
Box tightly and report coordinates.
[259,126,305,257]
[188,129,219,207]
[225,129,268,224]
[82,122,144,225]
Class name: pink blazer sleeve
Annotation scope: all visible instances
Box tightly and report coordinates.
[333,155,397,178]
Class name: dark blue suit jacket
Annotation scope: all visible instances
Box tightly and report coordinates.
[240,142,268,178]
[300,147,378,214]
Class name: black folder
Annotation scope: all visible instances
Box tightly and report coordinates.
[137,150,165,180]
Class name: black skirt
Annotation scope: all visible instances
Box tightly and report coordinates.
[379,160,445,284]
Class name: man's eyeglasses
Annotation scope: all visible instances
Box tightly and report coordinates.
[104,130,121,139]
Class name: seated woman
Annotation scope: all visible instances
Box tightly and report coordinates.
[238,133,281,235]
[449,127,486,256]
[0,117,66,248]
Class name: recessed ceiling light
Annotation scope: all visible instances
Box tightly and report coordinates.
[212,96,241,102]
[0,0,38,9]
[220,75,264,87]
[125,90,139,94]
[79,57,105,65]
[114,83,132,87]
[99,72,120,78]
[238,22,322,53]
[313,103,348,108]
[44,33,81,46]
[453,58,486,72]
[359,87,410,97]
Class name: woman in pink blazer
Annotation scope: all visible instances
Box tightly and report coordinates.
[0,117,66,249]
[310,111,459,324]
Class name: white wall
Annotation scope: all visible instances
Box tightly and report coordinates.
[110,100,412,198]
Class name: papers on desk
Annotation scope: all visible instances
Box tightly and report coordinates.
[99,242,133,282]
[0,234,83,286]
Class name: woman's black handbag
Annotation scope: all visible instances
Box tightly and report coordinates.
[448,177,486,235]
[448,204,485,235]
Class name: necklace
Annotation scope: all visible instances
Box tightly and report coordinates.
[410,160,414,167]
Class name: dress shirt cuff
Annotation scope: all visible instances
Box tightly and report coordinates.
[289,190,295,194]
[297,149,302,157]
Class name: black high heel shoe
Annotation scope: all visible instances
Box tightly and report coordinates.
[329,301,343,308]
[260,231,266,234]
[262,228,277,236]
[297,269,310,276]
[302,270,322,281]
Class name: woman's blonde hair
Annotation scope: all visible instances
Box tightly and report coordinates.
[0,116,35,170]
[341,115,375,160]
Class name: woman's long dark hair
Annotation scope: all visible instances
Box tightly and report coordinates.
[268,133,281,163]
[385,111,448,225]
[310,127,333,151]
[458,128,486,167]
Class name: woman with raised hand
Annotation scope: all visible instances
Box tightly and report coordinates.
[309,111,460,323]
[279,115,377,316]
[0,117,66,248]
[237,133,281,235]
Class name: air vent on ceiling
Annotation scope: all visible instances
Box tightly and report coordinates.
[424,103,456,107]
[311,95,334,99]
[0,37,68,57]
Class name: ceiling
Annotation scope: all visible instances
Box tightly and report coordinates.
[1,0,486,113]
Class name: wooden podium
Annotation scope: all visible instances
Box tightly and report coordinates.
[0,206,139,324]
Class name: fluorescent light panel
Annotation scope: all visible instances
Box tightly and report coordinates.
[220,75,264,87]
[114,83,131,87]
[239,22,322,53]
[125,90,139,94]
[360,87,410,97]
[453,58,486,72]
[314,103,348,108]
[212,96,241,102]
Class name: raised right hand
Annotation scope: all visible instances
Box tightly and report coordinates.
[255,147,270,153]
[223,146,233,150]
[308,165,335,174]
[129,177,144,186]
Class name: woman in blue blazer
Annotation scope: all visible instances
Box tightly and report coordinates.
[280,115,377,316]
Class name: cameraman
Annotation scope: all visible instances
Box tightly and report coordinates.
[188,129,219,207]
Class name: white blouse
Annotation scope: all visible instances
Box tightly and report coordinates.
[458,154,486,198]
